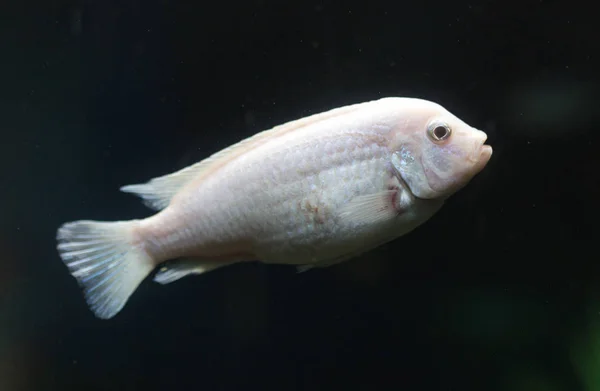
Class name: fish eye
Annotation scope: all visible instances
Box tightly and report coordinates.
[427,122,452,142]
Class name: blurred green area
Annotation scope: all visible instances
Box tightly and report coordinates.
[571,300,600,391]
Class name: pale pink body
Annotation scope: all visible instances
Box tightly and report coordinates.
[56,97,492,319]
[140,99,444,267]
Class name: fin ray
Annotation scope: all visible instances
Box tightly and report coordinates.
[154,257,240,285]
[56,220,155,319]
[338,190,398,226]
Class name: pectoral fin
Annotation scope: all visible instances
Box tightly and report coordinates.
[337,188,409,226]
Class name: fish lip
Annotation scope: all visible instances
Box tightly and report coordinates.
[473,143,493,173]
[469,133,492,164]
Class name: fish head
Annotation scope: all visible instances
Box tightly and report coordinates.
[390,99,493,199]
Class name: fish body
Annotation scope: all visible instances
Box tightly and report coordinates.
[56,97,492,319]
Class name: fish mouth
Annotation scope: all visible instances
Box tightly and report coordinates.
[472,134,493,173]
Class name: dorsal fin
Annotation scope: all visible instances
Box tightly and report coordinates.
[120,159,215,210]
[121,99,373,210]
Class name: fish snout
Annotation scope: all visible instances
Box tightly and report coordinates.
[470,131,492,172]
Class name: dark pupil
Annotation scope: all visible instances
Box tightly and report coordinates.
[433,126,448,139]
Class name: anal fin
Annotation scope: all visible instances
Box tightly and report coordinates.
[295,250,364,274]
[153,257,239,285]
[296,264,314,273]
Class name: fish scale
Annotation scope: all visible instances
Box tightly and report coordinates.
[147,131,392,263]
[56,97,492,319]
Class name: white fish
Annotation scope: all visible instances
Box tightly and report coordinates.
[56,97,492,319]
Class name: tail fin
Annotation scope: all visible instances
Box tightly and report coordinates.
[56,220,155,319]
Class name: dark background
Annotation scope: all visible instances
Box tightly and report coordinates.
[1,0,599,390]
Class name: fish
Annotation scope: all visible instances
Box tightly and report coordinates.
[56,97,493,319]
